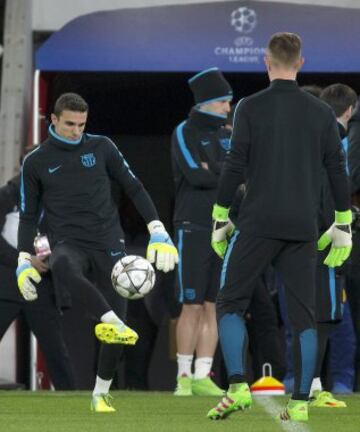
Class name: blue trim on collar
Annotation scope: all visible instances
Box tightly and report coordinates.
[49,125,82,145]
[188,67,219,83]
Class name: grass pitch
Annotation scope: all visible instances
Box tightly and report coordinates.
[0,391,359,432]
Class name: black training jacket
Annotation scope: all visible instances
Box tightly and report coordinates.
[172,108,230,228]
[18,128,158,253]
[217,79,350,241]
[348,107,360,194]
[318,123,348,233]
[0,175,20,269]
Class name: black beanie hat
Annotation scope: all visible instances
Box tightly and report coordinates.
[188,67,233,105]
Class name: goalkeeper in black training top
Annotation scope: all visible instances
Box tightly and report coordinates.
[17,93,178,412]
[207,33,352,422]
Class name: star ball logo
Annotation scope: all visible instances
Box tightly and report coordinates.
[230,7,257,34]
[214,6,265,64]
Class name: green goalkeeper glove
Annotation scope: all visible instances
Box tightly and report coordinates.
[16,252,41,301]
[317,210,352,268]
[147,221,178,273]
[211,204,234,259]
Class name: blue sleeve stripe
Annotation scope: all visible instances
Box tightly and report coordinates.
[328,267,337,320]
[228,97,245,145]
[20,169,25,212]
[176,122,198,169]
[107,138,136,179]
[177,229,184,303]
[20,146,40,212]
[341,136,349,175]
[220,230,239,289]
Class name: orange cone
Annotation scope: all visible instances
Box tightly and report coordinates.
[250,363,285,396]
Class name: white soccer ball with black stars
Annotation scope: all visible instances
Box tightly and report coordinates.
[111,255,156,300]
[230,7,257,34]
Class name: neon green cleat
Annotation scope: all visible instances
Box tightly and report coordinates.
[174,374,192,396]
[278,399,308,422]
[309,391,347,408]
[95,322,138,345]
[91,393,116,413]
[207,383,252,420]
[192,375,224,396]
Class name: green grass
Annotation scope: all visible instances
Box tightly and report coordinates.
[0,391,359,432]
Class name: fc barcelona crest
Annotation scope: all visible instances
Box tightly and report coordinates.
[81,153,96,168]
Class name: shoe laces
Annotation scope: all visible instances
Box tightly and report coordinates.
[215,395,234,413]
[279,408,291,421]
[101,393,114,407]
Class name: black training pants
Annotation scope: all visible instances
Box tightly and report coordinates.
[50,242,127,381]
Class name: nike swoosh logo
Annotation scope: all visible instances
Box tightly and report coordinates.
[111,251,122,257]
[48,165,61,174]
[201,141,210,146]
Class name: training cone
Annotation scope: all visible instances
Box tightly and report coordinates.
[250,363,285,396]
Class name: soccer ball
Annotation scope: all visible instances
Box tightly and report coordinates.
[111,255,156,300]
[230,7,257,34]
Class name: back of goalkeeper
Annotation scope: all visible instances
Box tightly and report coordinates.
[207,32,352,422]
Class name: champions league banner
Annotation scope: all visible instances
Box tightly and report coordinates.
[36,0,360,72]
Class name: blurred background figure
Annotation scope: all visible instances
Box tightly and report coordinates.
[171,67,232,396]
[347,96,360,392]
[0,173,76,390]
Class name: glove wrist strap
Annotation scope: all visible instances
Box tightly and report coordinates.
[335,210,352,224]
[18,251,31,263]
[147,220,165,235]
[212,204,230,221]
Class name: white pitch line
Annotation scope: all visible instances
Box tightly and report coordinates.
[254,396,311,432]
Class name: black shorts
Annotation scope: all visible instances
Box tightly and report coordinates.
[175,225,222,304]
[50,241,127,320]
[217,231,317,332]
[316,250,345,322]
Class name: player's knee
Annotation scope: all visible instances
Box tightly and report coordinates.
[50,253,73,277]
[182,303,204,318]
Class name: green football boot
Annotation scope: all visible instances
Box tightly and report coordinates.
[174,374,193,396]
[207,383,252,420]
[309,391,347,408]
[192,374,224,396]
[278,399,308,422]
[91,393,116,413]
[95,322,138,345]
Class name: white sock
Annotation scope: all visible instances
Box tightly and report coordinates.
[100,311,124,326]
[177,354,193,378]
[92,376,112,396]
[194,357,213,380]
[310,377,322,397]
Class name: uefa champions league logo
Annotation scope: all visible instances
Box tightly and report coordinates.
[214,5,264,64]
[230,7,257,34]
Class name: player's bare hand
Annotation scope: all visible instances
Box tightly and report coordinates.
[31,256,49,273]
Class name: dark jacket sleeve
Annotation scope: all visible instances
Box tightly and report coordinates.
[217,100,250,207]
[348,109,360,194]
[104,138,158,224]
[0,176,20,266]
[18,156,41,253]
[323,112,351,212]
[229,185,246,222]
[172,123,218,189]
